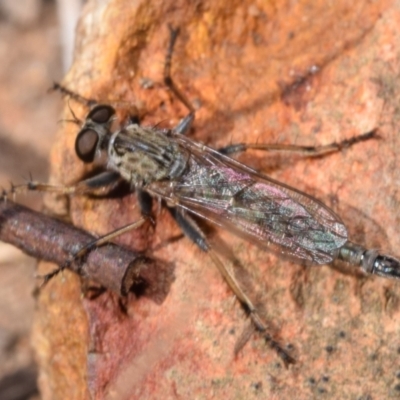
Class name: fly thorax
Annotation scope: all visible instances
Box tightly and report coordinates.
[108,125,189,187]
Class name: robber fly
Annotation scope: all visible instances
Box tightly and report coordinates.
[17,28,400,364]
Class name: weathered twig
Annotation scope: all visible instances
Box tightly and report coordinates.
[0,200,174,303]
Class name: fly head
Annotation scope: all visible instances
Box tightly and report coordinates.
[75,105,116,163]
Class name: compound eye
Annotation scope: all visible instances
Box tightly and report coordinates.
[88,105,115,124]
[75,128,99,163]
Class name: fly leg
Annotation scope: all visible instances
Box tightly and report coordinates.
[164,26,196,136]
[18,177,155,286]
[59,190,155,296]
[56,217,149,282]
[4,171,124,284]
[163,25,377,158]
[6,175,155,287]
[59,188,156,293]
[164,27,195,116]
[5,171,122,199]
[218,129,379,157]
[168,207,295,365]
[136,189,154,220]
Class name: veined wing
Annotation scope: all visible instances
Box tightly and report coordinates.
[149,134,348,265]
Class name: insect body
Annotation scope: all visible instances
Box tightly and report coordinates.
[83,106,347,266]
[67,93,400,366]
[77,103,400,280]
[21,29,400,364]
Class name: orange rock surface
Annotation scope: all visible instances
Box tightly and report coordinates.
[33,0,400,398]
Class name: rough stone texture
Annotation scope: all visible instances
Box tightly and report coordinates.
[34,0,400,399]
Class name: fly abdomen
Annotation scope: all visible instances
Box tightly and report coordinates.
[338,241,400,279]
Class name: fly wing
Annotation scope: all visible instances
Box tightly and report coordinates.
[149,134,348,265]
